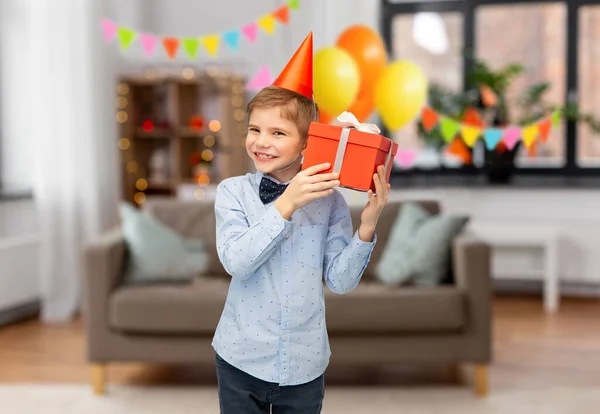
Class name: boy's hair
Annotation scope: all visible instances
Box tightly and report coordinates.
[247,86,318,139]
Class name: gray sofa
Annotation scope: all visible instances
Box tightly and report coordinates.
[83,199,492,396]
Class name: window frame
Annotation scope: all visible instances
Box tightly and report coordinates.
[381,0,600,180]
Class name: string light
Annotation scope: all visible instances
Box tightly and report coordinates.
[194,188,206,200]
[134,192,146,205]
[116,97,128,109]
[209,120,221,132]
[116,111,128,123]
[145,68,157,80]
[118,84,129,95]
[207,66,219,77]
[182,68,195,80]
[127,161,138,173]
[234,109,245,122]
[231,95,244,107]
[196,173,210,185]
[232,83,244,94]
[201,149,214,161]
[117,137,130,150]
[203,135,216,147]
[135,178,148,191]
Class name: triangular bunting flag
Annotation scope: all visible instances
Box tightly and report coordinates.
[522,124,539,148]
[421,107,440,132]
[222,30,241,51]
[440,117,461,143]
[247,66,274,91]
[503,127,521,150]
[288,0,300,10]
[117,27,136,50]
[538,118,552,143]
[395,150,417,169]
[461,125,482,147]
[201,35,220,58]
[258,15,276,35]
[273,5,290,24]
[140,34,158,56]
[483,128,504,151]
[242,23,258,43]
[446,138,472,165]
[527,140,538,157]
[101,19,118,42]
[552,110,561,127]
[163,37,180,60]
[183,38,200,60]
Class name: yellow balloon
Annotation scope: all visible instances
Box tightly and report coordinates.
[374,60,428,132]
[314,47,360,116]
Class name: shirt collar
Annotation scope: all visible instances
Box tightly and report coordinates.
[256,171,293,186]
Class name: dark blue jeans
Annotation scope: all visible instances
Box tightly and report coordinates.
[215,353,324,414]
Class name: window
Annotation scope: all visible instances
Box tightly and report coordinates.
[392,11,464,169]
[476,3,566,168]
[577,5,600,167]
[381,0,600,182]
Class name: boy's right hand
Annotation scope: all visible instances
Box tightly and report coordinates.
[274,163,340,220]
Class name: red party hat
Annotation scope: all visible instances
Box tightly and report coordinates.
[272,32,313,99]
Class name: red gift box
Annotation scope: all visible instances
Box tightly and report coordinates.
[302,122,398,193]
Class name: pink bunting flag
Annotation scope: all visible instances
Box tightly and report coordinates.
[101,18,118,42]
[395,150,417,169]
[242,23,258,43]
[139,34,158,56]
[503,127,522,150]
[246,66,274,91]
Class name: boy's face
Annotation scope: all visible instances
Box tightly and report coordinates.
[246,106,306,183]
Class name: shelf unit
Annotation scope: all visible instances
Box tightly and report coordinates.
[115,69,249,205]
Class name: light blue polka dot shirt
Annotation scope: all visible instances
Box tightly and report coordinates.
[212,171,376,386]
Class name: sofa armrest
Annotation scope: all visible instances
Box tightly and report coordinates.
[452,233,492,362]
[82,228,126,354]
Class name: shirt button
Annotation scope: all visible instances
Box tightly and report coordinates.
[285,266,289,272]
[273,225,280,232]
[284,233,289,239]
[282,335,288,341]
[284,301,290,308]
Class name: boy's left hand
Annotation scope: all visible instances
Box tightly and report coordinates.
[360,165,390,232]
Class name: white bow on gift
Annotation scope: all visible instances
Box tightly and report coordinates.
[336,111,381,134]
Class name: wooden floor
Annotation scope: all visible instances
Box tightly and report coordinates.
[2,296,600,389]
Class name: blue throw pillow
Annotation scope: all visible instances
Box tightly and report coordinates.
[119,203,208,284]
[375,202,468,286]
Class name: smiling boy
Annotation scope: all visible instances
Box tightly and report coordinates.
[212,32,390,413]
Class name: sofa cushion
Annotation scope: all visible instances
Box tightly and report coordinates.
[143,200,226,278]
[374,202,468,286]
[349,201,440,282]
[119,203,209,284]
[109,276,229,335]
[324,282,465,334]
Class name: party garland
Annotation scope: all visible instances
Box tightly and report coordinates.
[101,0,299,59]
[420,106,561,151]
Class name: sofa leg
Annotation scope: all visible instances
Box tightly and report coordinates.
[474,364,489,397]
[91,363,106,395]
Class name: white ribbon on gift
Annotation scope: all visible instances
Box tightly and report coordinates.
[331,112,393,191]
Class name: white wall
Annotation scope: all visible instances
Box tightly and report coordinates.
[342,187,600,291]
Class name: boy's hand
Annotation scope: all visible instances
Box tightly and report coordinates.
[274,163,340,220]
[359,165,390,242]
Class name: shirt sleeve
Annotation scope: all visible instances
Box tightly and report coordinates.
[322,192,376,294]
[215,180,291,280]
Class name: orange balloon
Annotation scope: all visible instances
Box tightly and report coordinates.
[347,90,375,123]
[318,108,335,124]
[336,25,388,96]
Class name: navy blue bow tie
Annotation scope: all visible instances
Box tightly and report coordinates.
[259,177,288,204]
